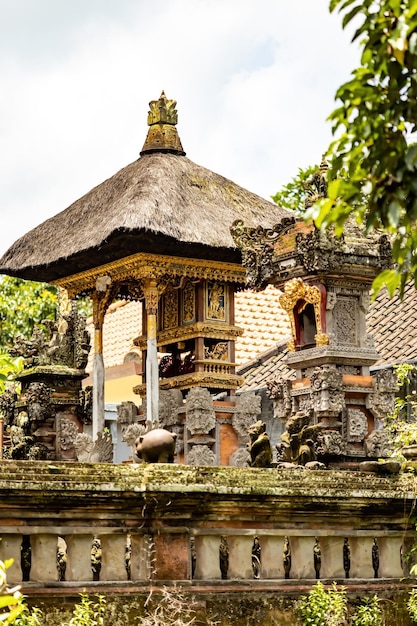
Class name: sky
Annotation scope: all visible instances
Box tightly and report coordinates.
[0,0,361,258]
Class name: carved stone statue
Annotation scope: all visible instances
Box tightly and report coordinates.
[74,431,113,463]
[247,421,272,468]
[276,412,319,466]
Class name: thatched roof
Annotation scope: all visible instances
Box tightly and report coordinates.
[0,93,290,283]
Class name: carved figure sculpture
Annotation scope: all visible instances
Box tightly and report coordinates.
[313,537,321,579]
[247,420,272,468]
[283,536,291,579]
[252,536,261,579]
[219,535,229,580]
[372,538,379,578]
[343,538,351,579]
[74,431,113,463]
[135,428,177,463]
[276,412,319,466]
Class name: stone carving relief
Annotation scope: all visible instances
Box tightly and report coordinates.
[347,409,368,442]
[117,401,139,427]
[186,387,216,435]
[316,430,347,456]
[187,444,215,466]
[232,392,262,437]
[334,297,357,345]
[367,369,397,420]
[230,217,296,291]
[310,367,345,416]
[229,447,250,468]
[79,386,93,424]
[9,297,91,371]
[364,430,391,458]
[266,376,292,420]
[0,385,17,427]
[122,423,147,459]
[60,418,79,451]
[26,382,51,423]
[158,389,183,428]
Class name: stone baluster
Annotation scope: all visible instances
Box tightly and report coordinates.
[30,534,59,582]
[0,534,23,583]
[65,534,94,581]
[100,534,129,581]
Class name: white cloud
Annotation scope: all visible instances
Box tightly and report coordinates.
[0,0,360,255]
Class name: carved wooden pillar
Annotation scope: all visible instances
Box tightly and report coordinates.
[91,276,112,440]
[143,279,160,427]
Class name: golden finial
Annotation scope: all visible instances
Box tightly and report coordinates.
[141,91,185,156]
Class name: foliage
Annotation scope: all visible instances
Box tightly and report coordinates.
[67,594,106,626]
[272,164,319,213]
[10,603,43,626]
[0,558,24,625]
[0,354,23,395]
[351,596,382,626]
[295,581,348,626]
[0,276,57,349]
[383,363,417,455]
[308,0,417,297]
[408,588,417,623]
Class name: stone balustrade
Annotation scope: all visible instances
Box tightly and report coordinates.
[0,461,415,621]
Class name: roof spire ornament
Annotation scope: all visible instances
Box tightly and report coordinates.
[140,91,186,156]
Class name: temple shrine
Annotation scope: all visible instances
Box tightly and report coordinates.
[0,92,289,461]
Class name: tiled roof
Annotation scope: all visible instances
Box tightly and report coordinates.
[234,285,291,364]
[237,342,292,391]
[368,281,417,367]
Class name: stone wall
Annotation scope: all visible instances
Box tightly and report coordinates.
[0,461,415,624]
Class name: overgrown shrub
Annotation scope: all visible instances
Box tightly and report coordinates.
[351,596,382,626]
[294,581,348,626]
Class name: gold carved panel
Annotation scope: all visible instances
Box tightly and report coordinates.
[161,288,178,330]
[206,281,226,322]
[182,280,196,324]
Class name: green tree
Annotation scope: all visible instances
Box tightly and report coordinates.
[0,276,57,349]
[308,0,417,296]
[272,164,319,213]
